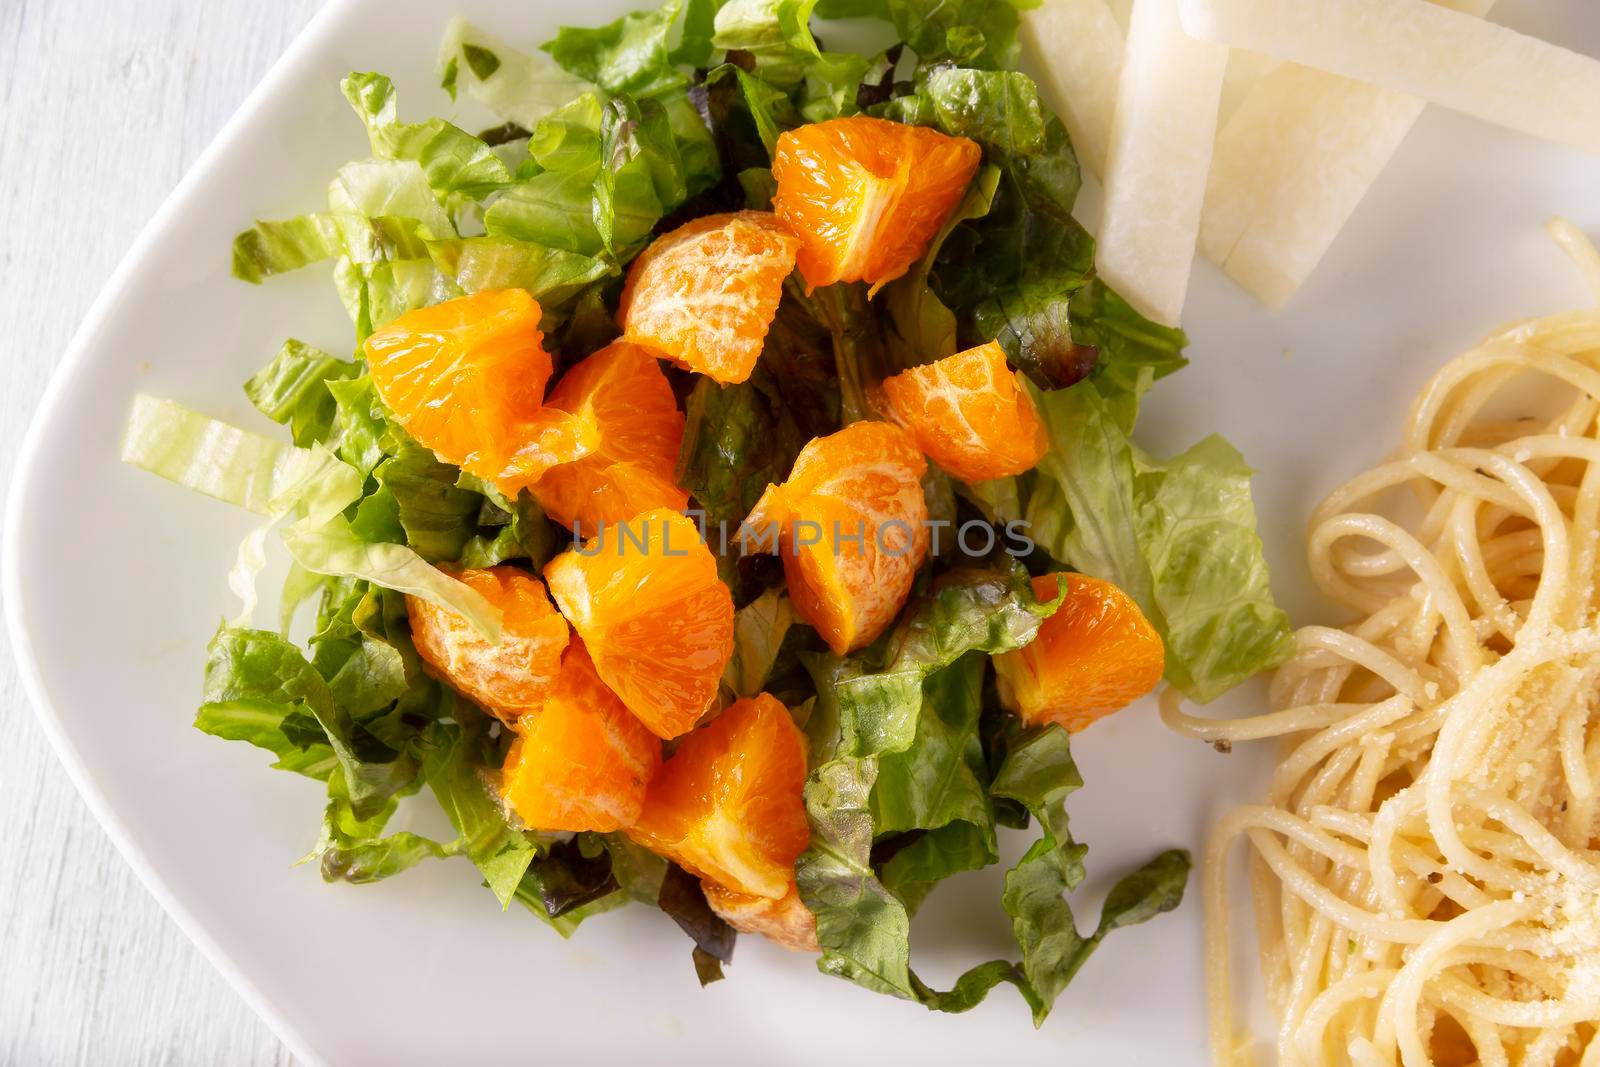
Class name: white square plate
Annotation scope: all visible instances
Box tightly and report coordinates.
[7,1,1600,1063]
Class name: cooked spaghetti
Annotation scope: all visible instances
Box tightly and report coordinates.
[1164,220,1600,1067]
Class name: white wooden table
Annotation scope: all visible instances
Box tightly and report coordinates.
[0,3,327,1061]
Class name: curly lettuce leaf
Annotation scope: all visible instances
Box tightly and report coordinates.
[202,627,417,819]
[1134,435,1298,701]
[916,67,1048,156]
[341,72,515,203]
[713,0,822,89]
[243,340,360,448]
[991,722,1191,1022]
[1028,383,1294,702]
[869,652,992,838]
[893,0,1036,69]
[797,567,1056,1002]
[821,564,1060,757]
[543,0,688,97]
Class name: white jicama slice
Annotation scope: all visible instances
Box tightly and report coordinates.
[1179,0,1600,154]
[1019,0,1125,176]
[1097,0,1228,327]
[1200,0,1495,309]
[1217,48,1279,126]
[1105,0,1133,33]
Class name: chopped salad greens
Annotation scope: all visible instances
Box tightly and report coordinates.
[122,0,1292,1025]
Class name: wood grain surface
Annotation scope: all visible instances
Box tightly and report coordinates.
[0,3,325,1063]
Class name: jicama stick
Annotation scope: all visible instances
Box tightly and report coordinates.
[1179,0,1600,154]
[1217,49,1279,126]
[1097,0,1228,327]
[1199,0,1495,309]
[1019,0,1125,176]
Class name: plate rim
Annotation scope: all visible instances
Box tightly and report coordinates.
[1,2,368,1062]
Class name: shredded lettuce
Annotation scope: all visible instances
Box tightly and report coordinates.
[122,395,501,640]
[342,73,516,203]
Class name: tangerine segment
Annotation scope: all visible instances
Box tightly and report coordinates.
[880,341,1049,482]
[532,342,689,531]
[543,509,733,740]
[619,211,800,385]
[993,574,1165,733]
[628,694,809,900]
[364,289,552,474]
[406,565,569,722]
[703,881,819,953]
[478,407,599,495]
[743,421,929,654]
[501,641,662,833]
[772,116,981,294]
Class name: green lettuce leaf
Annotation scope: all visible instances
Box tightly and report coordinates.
[712,0,822,88]
[484,167,608,257]
[723,588,795,698]
[426,236,610,308]
[890,0,1034,69]
[122,395,502,639]
[439,18,595,128]
[367,439,484,562]
[202,627,417,819]
[341,72,515,203]
[424,702,540,908]
[596,95,686,255]
[870,652,992,839]
[243,340,360,447]
[1028,383,1294,702]
[327,159,455,238]
[917,67,1047,156]
[305,769,449,885]
[821,564,1060,757]
[543,1,688,97]
[1134,435,1298,702]
[454,476,561,571]
[305,580,412,717]
[1071,278,1189,433]
[797,566,1058,1004]
[673,0,731,66]
[991,723,1191,1021]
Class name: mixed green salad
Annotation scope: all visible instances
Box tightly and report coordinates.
[123,0,1293,1024]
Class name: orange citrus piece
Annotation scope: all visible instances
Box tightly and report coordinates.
[491,407,600,495]
[543,509,733,740]
[772,116,981,294]
[501,640,662,833]
[406,565,569,722]
[531,341,689,531]
[993,574,1165,732]
[879,341,1049,482]
[628,694,809,900]
[619,211,800,385]
[743,421,929,655]
[364,289,584,486]
[703,882,818,952]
